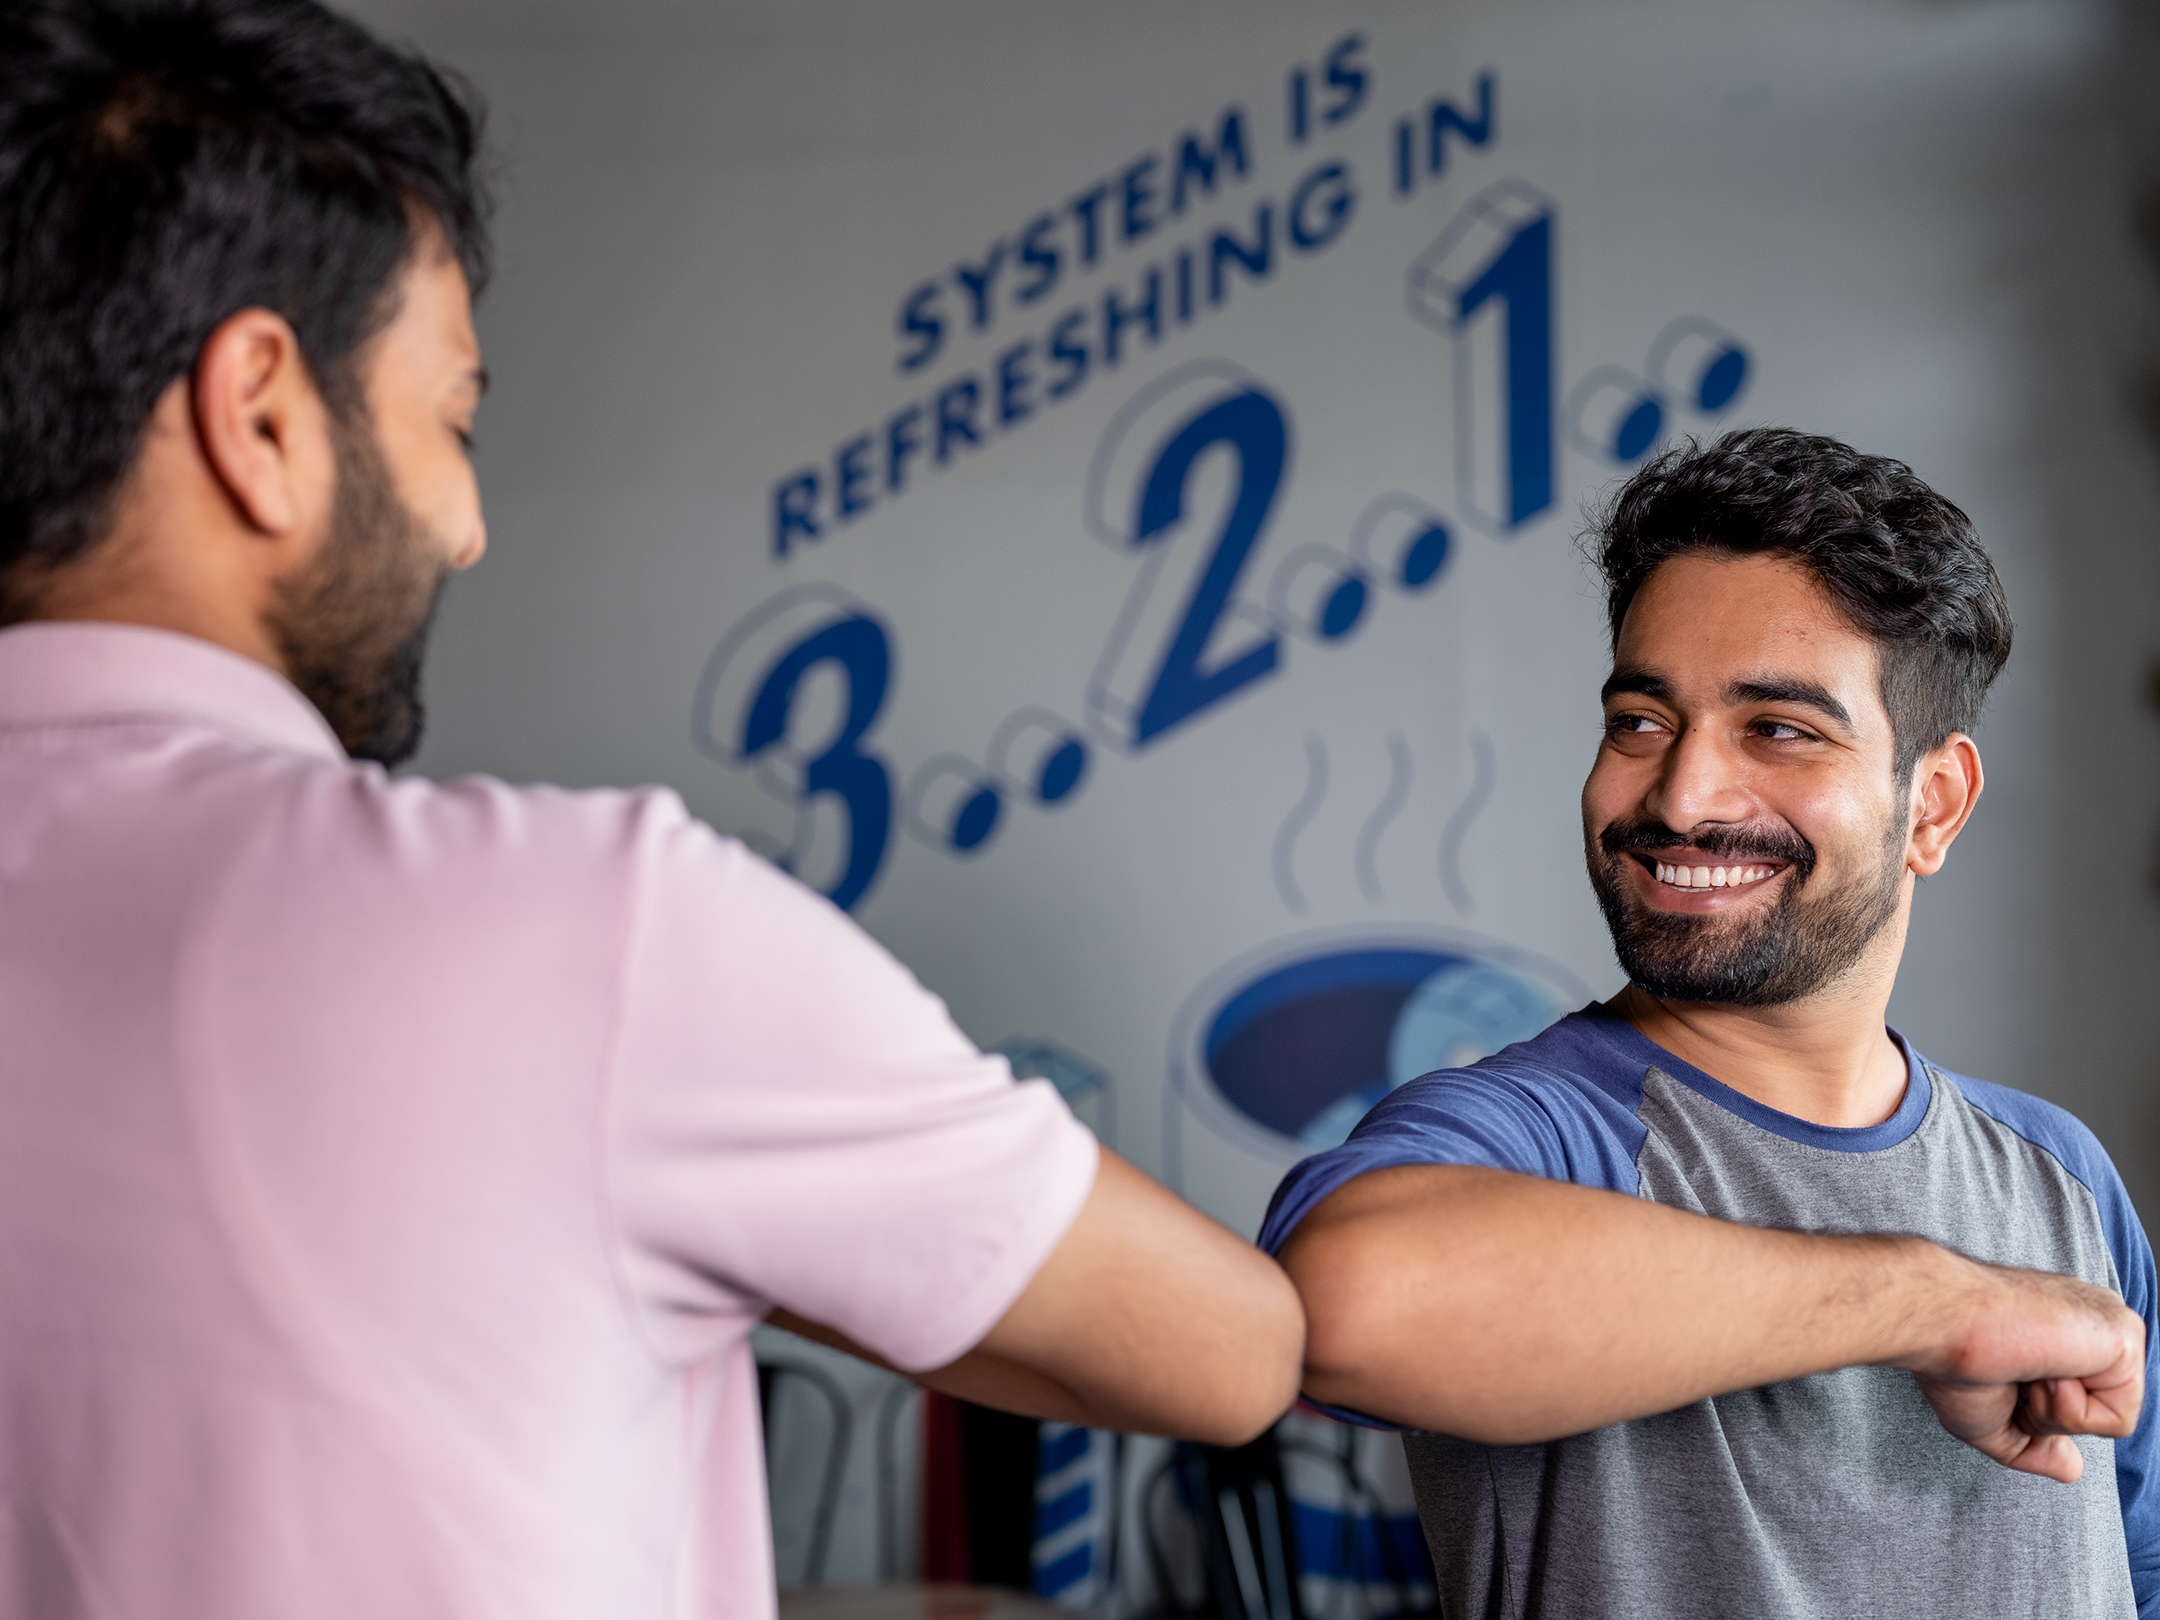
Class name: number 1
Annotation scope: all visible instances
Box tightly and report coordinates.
[1407,179,1556,533]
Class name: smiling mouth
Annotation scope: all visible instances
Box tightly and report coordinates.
[1631,853,1786,892]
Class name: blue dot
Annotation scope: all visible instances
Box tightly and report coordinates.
[1036,738,1088,804]
[1319,576,1367,640]
[951,784,1001,852]
[1697,347,1748,412]
[1614,397,1663,463]
[1400,523,1450,589]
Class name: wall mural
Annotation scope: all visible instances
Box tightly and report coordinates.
[695,37,1745,1233]
[693,32,1757,1604]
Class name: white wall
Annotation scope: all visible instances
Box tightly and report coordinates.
[341,0,2159,1223]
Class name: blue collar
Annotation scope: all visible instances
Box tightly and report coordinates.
[1576,1000,1933,1153]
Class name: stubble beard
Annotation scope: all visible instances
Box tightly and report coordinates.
[1585,809,1909,1008]
[265,409,451,768]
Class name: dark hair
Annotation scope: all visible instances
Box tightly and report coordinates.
[1587,427,2013,783]
[0,0,489,608]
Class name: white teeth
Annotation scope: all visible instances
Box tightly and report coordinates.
[1651,859,1778,890]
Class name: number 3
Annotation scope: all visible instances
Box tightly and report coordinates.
[695,586,895,912]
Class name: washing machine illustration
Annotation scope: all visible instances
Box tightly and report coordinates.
[1165,926,1590,1216]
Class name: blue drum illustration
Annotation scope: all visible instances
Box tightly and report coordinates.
[1171,932,1587,1170]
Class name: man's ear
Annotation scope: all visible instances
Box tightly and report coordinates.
[1907,732,1983,877]
[190,308,333,541]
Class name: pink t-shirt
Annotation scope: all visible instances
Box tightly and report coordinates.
[0,621,1098,1620]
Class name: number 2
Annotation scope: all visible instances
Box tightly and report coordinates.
[1087,370,1291,748]
[1132,391,1288,741]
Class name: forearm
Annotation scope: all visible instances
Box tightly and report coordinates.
[973,1149,1303,1442]
[1282,1164,1956,1441]
[771,1152,1304,1444]
[766,1308,1279,1436]
[766,1309,1094,1423]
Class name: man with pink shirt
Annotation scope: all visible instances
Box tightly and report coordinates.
[0,4,1301,1616]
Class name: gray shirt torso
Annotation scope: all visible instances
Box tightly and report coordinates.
[1401,1064,2135,1620]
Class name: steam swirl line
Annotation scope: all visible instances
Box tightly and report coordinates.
[1272,734,1328,913]
[1355,732,1413,904]
[1439,730,1496,913]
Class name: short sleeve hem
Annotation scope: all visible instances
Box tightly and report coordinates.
[881,1109,1099,1373]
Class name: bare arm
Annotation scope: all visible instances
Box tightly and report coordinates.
[772,1148,1303,1446]
[1281,1164,2143,1483]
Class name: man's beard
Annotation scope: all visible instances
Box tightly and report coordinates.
[1585,810,1907,1007]
[265,413,451,767]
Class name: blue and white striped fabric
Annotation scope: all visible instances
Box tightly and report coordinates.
[1029,1413,1435,1616]
[1032,1422,1116,1608]
[1278,1410,1434,1618]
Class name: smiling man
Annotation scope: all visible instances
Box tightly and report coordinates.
[1262,429,2159,1619]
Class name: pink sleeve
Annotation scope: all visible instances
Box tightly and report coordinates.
[601,794,1099,1373]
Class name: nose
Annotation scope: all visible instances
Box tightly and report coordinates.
[1644,723,1755,834]
[452,514,487,570]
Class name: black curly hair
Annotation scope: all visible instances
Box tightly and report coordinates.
[1586,427,2013,784]
[0,0,490,614]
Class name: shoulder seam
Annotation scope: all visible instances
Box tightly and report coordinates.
[1944,1066,2104,1200]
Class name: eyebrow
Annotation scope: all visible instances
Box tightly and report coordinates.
[1599,666,1858,735]
[1725,677,1855,734]
[1600,667,1669,704]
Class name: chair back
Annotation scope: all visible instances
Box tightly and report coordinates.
[758,1358,855,1585]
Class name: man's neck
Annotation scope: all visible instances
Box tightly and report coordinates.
[1610,972,1911,1130]
[13,378,296,677]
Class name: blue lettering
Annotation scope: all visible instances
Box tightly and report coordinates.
[736,615,893,912]
[1015,212,1060,304]
[1176,248,1194,323]
[1322,33,1368,125]
[1172,107,1249,215]
[1069,182,1110,267]
[897,281,943,374]
[953,240,1005,330]
[1456,203,1552,525]
[772,469,819,557]
[1208,204,1273,306]
[1046,308,1089,398]
[1127,389,1288,742]
[1288,66,1309,144]
[1394,117,1413,196]
[1430,71,1496,176]
[1289,161,1355,252]
[1121,154,1161,243]
[936,375,982,463]
[886,404,922,493]
[1101,270,1162,368]
[834,434,874,521]
[997,340,1035,426]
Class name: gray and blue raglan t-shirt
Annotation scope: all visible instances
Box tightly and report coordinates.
[1258,1002,2160,1620]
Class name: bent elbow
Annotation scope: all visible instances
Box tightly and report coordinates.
[1286,1230,1397,1389]
[1190,1268,1307,1445]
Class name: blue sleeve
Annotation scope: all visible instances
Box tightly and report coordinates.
[1255,1058,1649,1256]
[1958,1076,2160,1614]
[1254,1056,1649,1430]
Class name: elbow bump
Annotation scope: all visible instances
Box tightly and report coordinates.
[1200,1368,1301,1447]
[1294,1270,1393,1390]
[1212,1305,1307,1445]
